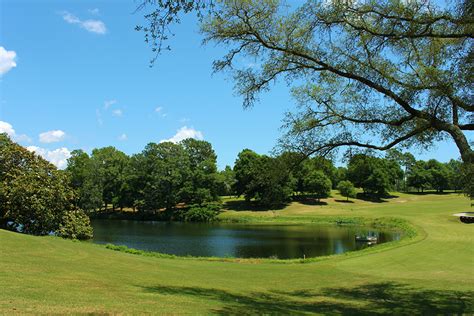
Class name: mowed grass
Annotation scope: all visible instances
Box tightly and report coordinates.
[1,192,473,314]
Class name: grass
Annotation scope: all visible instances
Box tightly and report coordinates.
[0,191,473,314]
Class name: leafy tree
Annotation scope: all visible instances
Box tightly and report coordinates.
[407,161,431,192]
[56,209,93,240]
[233,149,262,199]
[303,170,332,202]
[140,142,191,211]
[446,159,465,192]
[216,165,236,196]
[334,167,348,189]
[386,149,416,191]
[91,147,130,211]
[138,0,473,168]
[180,138,220,204]
[233,150,294,206]
[0,134,92,238]
[337,180,356,201]
[66,150,102,212]
[347,154,391,196]
[425,159,450,193]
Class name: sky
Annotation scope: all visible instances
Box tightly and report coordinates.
[0,0,468,169]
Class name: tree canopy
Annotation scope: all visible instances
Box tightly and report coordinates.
[137,0,473,168]
[0,134,92,239]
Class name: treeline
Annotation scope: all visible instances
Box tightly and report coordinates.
[1,132,470,240]
[66,139,226,213]
[67,142,468,212]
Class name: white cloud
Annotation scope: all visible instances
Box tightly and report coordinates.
[14,134,32,143]
[39,130,66,143]
[27,146,71,169]
[61,11,107,35]
[155,106,163,112]
[0,120,31,143]
[88,8,100,15]
[112,109,123,117]
[104,99,117,109]
[0,120,15,136]
[160,126,204,144]
[0,47,17,75]
[118,133,128,141]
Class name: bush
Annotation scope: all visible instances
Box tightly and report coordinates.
[56,209,93,240]
[337,180,356,201]
[183,203,221,222]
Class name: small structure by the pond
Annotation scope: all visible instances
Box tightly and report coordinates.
[355,235,378,242]
[453,212,474,224]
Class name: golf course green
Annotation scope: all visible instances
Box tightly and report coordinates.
[1,192,473,314]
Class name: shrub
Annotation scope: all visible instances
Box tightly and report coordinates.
[56,209,93,240]
[183,202,221,222]
[337,180,356,201]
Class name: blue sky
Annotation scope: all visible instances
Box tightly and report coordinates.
[0,0,468,169]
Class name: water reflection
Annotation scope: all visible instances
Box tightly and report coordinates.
[91,220,401,259]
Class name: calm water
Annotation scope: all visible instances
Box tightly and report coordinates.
[91,220,401,259]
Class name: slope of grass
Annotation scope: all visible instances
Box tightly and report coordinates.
[1,192,473,314]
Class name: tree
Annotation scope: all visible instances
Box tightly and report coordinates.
[216,165,236,196]
[138,0,473,166]
[0,134,92,239]
[91,147,130,211]
[233,150,294,206]
[139,142,191,211]
[426,159,450,192]
[233,149,261,200]
[180,138,220,204]
[446,159,465,192]
[66,150,102,212]
[386,149,416,191]
[337,180,356,201]
[347,154,391,196]
[407,161,431,192]
[303,170,332,202]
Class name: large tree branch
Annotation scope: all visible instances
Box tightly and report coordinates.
[302,124,432,158]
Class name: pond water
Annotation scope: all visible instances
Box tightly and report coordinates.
[91,220,401,259]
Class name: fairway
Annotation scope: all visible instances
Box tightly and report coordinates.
[1,192,473,314]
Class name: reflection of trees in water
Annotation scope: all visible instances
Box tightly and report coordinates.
[91,221,400,259]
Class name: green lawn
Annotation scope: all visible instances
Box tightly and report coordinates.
[1,192,473,314]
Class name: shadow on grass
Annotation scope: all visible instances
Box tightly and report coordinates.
[355,193,400,203]
[334,199,355,203]
[296,199,328,206]
[223,200,289,212]
[403,191,453,195]
[140,282,473,315]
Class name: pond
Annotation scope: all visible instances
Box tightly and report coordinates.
[91,220,401,259]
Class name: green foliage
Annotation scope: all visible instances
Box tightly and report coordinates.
[91,147,130,210]
[233,150,294,207]
[347,154,395,196]
[180,138,220,205]
[57,209,93,240]
[196,0,474,166]
[337,180,356,201]
[303,170,332,201]
[0,134,92,238]
[216,165,236,196]
[66,150,103,212]
[182,203,221,222]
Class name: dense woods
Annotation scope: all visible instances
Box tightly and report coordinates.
[0,132,470,239]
